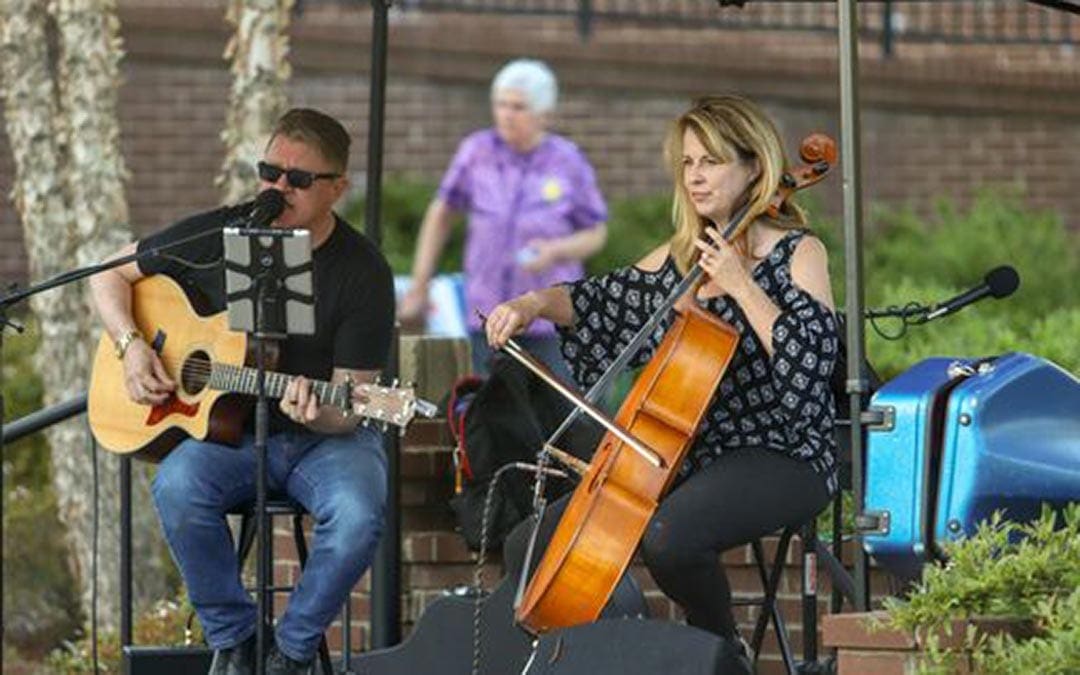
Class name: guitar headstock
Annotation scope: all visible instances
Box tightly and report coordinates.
[352,381,438,433]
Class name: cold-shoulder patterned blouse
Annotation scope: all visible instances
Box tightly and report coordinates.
[559,229,840,494]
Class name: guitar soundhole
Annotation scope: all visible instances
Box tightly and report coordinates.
[180,350,212,395]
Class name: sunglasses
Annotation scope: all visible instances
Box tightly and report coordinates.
[257,161,340,189]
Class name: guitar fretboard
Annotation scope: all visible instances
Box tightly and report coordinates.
[208,363,350,410]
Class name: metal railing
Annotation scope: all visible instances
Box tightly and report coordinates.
[0,390,396,657]
[387,0,1078,54]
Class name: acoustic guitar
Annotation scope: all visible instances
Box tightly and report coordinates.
[88,274,435,460]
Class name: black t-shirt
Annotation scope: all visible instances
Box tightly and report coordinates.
[137,202,396,431]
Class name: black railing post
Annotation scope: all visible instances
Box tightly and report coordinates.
[0,318,7,658]
[881,0,895,58]
[371,326,402,649]
[120,455,133,648]
[576,0,593,40]
[364,0,390,249]
[838,0,872,613]
[367,0,402,651]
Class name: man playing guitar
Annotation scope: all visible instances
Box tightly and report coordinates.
[89,108,395,675]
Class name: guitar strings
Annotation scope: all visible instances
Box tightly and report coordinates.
[138,357,395,419]
[155,356,348,398]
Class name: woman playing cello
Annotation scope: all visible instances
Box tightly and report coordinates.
[485,95,840,670]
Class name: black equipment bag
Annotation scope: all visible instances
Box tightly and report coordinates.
[447,354,598,551]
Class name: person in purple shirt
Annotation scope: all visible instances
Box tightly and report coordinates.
[399,58,608,379]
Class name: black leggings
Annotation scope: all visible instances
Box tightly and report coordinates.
[640,448,831,639]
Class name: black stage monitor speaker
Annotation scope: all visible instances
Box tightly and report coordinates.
[355,576,533,675]
[123,645,214,675]
[355,579,729,675]
[531,618,728,675]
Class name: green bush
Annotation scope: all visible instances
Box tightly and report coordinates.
[819,190,1078,378]
[883,505,1080,674]
[586,193,672,274]
[344,179,1078,380]
[341,178,673,278]
[342,177,464,275]
[2,315,49,487]
[2,317,83,658]
[862,190,1077,324]
[47,592,203,674]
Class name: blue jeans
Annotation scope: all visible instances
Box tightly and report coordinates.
[468,329,573,383]
[151,426,387,661]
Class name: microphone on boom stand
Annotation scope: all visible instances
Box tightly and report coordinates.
[924,265,1020,321]
[864,265,1020,339]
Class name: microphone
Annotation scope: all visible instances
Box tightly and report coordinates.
[246,188,285,229]
[925,265,1020,321]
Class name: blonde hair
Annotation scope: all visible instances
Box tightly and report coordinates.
[664,95,806,274]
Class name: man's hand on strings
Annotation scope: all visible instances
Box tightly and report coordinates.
[123,340,175,405]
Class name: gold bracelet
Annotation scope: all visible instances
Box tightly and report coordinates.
[115,329,143,359]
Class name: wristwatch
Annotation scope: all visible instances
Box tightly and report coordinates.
[115,328,143,359]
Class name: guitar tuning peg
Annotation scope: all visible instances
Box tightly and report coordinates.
[380,422,389,433]
[391,378,399,388]
[362,419,370,428]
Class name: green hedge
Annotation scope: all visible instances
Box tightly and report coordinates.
[1,318,82,657]
[342,177,464,275]
[345,180,1077,378]
[340,177,673,277]
[826,190,1079,378]
[884,505,1080,674]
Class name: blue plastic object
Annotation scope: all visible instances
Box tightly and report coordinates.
[863,357,961,582]
[863,353,1080,582]
[934,353,1080,550]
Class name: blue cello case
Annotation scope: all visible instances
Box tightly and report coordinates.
[862,352,1080,582]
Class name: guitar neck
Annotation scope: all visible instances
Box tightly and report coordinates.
[208,363,349,409]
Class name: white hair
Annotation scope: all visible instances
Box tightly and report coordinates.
[490,59,558,114]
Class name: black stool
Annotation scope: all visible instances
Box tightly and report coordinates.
[733,526,800,674]
[233,498,334,675]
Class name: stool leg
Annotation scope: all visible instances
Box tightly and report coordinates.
[801,519,819,664]
[238,512,257,566]
[750,533,798,675]
[748,539,772,656]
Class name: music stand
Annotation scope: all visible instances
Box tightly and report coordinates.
[222,226,314,675]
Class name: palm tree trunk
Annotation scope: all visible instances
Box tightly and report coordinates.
[219,0,294,204]
[2,0,170,632]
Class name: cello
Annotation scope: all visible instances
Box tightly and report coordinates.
[500,133,838,634]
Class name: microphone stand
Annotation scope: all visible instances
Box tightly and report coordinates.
[0,224,228,660]
[252,270,272,675]
[219,223,312,675]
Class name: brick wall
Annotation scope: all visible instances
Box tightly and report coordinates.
[2,4,1078,284]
